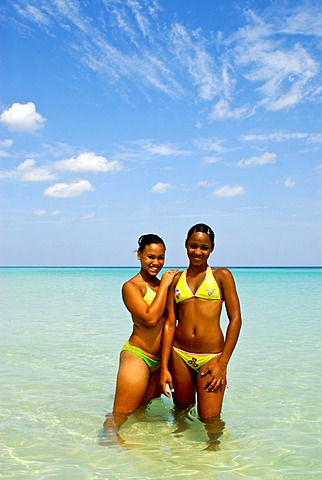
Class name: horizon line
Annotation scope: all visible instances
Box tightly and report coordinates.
[1,265,321,269]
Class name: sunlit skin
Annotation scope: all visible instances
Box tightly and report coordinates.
[103,242,179,439]
[160,230,242,422]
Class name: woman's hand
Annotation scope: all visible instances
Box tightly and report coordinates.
[200,359,227,392]
[159,368,174,398]
[160,269,181,288]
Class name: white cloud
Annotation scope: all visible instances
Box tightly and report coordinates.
[195,180,216,188]
[72,8,181,98]
[209,98,252,121]
[268,91,301,111]
[55,152,122,173]
[193,138,226,153]
[0,150,12,158]
[236,152,276,167]
[232,12,319,112]
[82,213,96,220]
[0,159,57,182]
[33,209,61,217]
[284,177,295,189]
[0,170,14,179]
[282,6,322,37]
[203,156,221,164]
[15,4,52,27]
[6,1,322,115]
[170,23,221,101]
[16,159,58,182]
[241,131,322,144]
[0,139,13,148]
[44,180,94,198]
[142,142,190,156]
[211,185,245,198]
[0,102,46,132]
[151,182,174,193]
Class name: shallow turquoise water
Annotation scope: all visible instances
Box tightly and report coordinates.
[1,267,322,479]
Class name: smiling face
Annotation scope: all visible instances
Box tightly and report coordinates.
[137,243,165,277]
[185,231,214,267]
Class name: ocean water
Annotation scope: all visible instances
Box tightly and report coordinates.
[1,266,321,480]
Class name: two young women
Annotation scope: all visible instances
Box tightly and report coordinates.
[108,224,241,431]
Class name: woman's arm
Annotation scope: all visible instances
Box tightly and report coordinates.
[159,278,178,397]
[200,268,242,391]
[122,270,179,328]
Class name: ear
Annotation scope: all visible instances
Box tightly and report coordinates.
[184,239,188,248]
[137,249,141,261]
[211,243,215,253]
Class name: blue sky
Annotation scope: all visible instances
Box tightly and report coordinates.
[1,0,321,266]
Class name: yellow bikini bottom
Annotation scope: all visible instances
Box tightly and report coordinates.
[172,346,222,371]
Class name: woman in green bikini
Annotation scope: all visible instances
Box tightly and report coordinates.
[104,234,179,434]
[160,223,242,426]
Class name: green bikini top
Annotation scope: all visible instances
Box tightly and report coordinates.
[175,266,221,303]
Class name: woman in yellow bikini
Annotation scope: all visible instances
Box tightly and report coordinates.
[104,234,179,434]
[160,223,242,423]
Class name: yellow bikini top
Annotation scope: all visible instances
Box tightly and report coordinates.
[139,273,157,305]
[143,284,156,305]
[175,266,221,303]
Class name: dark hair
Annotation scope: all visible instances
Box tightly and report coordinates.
[186,223,215,246]
[137,234,166,252]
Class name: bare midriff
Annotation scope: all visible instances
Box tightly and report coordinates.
[174,298,224,353]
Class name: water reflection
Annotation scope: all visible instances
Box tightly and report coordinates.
[99,399,226,453]
[171,404,225,451]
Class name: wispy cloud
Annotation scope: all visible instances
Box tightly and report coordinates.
[242,131,322,143]
[81,212,96,220]
[169,22,221,100]
[209,98,253,120]
[193,137,226,153]
[195,180,217,188]
[0,159,57,182]
[211,184,245,198]
[17,159,58,181]
[0,138,14,158]
[4,1,322,116]
[33,208,61,217]
[284,176,295,189]
[0,139,14,147]
[236,152,276,168]
[150,182,174,193]
[140,141,190,156]
[202,156,221,164]
[281,4,322,37]
[230,10,319,111]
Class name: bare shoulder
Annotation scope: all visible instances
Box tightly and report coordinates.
[212,267,235,283]
[122,274,142,295]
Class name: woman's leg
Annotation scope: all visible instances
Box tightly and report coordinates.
[170,349,196,408]
[196,368,226,420]
[195,369,226,450]
[105,350,150,431]
[142,369,161,403]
